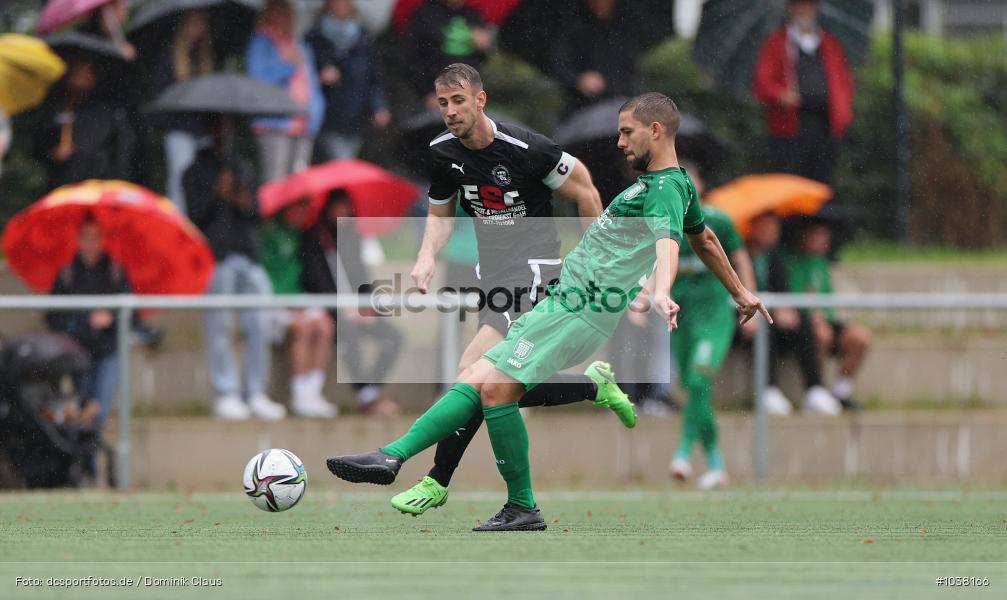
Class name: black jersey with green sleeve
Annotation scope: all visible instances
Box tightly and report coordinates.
[553,166,704,336]
[426,119,577,283]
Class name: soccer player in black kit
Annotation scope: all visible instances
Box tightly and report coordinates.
[369,63,637,517]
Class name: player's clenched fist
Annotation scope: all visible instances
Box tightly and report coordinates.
[411,255,436,294]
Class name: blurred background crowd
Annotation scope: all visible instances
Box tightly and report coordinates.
[0,0,1006,486]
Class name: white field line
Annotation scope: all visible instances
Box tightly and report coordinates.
[3,489,1007,504]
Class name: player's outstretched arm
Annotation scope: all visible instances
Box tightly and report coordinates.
[554,160,602,225]
[686,226,772,325]
[412,201,456,293]
[651,237,682,331]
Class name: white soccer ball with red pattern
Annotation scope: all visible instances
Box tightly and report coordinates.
[243,449,307,512]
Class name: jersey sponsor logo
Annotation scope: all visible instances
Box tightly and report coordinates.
[462,184,520,210]
[623,182,645,200]
[451,162,465,174]
[492,164,512,186]
[595,209,613,230]
[513,338,535,360]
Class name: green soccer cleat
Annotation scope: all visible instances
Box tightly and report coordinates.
[584,360,636,429]
[390,476,449,515]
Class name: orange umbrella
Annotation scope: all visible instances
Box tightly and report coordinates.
[704,174,832,237]
[2,180,215,294]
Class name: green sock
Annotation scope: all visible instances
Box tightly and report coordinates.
[381,384,481,461]
[483,402,535,509]
[679,370,717,463]
[684,370,724,471]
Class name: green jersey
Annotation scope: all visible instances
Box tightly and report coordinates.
[672,205,742,306]
[782,250,835,319]
[261,220,303,295]
[554,166,705,335]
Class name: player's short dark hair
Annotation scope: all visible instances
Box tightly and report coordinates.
[619,93,681,136]
[434,63,483,91]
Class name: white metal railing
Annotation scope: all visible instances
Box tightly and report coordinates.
[2,292,1006,487]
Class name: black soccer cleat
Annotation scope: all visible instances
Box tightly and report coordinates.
[326,450,402,485]
[472,503,547,532]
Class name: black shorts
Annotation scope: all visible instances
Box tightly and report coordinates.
[474,260,562,335]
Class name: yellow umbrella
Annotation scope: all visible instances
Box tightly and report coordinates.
[0,34,66,116]
[704,173,833,237]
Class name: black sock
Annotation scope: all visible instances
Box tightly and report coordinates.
[427,410,484,487]
[518,373,597,408]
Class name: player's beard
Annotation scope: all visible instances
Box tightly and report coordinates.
[451,118,476,140]
[631,150,652,172]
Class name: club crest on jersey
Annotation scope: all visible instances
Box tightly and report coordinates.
[492,164,512,186]
[623,182,645,200]
[513,338,535,360]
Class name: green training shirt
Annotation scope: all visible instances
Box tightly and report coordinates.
[554,166,705,335]
[672,205,742,306]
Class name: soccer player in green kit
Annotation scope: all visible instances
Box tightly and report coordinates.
[636,161,757,489]
[327,93,771,531]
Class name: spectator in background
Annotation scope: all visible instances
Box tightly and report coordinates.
[301,190,402,416]
[35,59,137,189]
[742,211,839,415]
[184,119,287,421]
[151,9,216,214]
[784,217,871,411]
[752,0,854,185]
[306,0,391,161]
[260,199,338,418]
[550,0,639,113]
[45,216,130,425]
[404,0,491,106]
[79,0,136,62]
[247,0,325,182]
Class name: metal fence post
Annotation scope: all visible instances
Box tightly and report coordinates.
[116,303,132,489]
[753,316,770,483]
[439,306,458,393]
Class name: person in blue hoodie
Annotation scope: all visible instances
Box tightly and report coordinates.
[246,0,325,182]
[305,0,391,161]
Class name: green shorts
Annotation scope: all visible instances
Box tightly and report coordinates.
[672,296,737,376]
[483,296,609,388]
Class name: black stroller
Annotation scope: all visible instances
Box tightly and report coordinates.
[0,332,114,488]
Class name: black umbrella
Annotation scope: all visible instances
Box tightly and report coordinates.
[395,108,532,177]
[145,73,302,116]
[554,98,730,176]
[44,32,127,61]
[128,0,262,61]
[692,0,873,98]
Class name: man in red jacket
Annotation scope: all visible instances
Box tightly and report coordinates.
[752,0,854,185]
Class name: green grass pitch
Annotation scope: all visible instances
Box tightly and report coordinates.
[2,489,1006,599]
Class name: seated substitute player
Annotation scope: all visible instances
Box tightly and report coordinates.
[328,93,771,531]
[631,160,757,489]
[389,63,635,516]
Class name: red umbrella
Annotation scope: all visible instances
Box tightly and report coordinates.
[258,159,420,236]
[393,0,523,32]
[37,0,116,34]
[2,180,215,294]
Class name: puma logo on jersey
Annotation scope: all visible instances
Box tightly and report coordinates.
[451,163,465,174]
[503,311,515,329]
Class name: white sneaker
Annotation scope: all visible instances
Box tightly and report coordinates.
[248,393,287,421]
[669,457,692,481]
[291,394,338,419]
[761,386,793,416]
[213,395,250,421]
[697,469,729,490]
[360,237,385,267]
[803,385,842,416]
